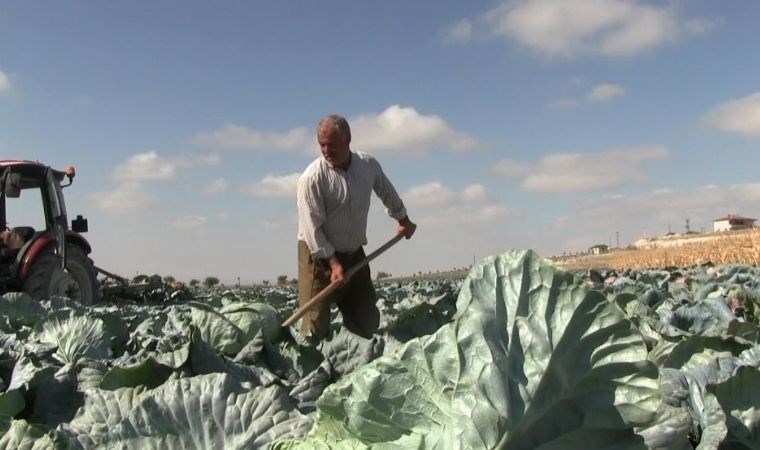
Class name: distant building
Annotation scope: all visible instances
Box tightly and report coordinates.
[713,214,756,232]
[588,244,609,255]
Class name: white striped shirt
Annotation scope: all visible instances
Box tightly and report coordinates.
[297,151,407,259]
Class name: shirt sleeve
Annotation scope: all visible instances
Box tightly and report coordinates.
[297,173,335,259]
[371,157,407,221]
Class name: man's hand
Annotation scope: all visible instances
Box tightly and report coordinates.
[397,216,417,239]
[327,255,345,285]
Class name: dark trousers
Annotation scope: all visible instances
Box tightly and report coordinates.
[297,240,380,340]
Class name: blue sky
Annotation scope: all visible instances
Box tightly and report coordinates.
[1,1,759,284]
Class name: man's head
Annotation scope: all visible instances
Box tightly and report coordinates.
[317,115,351,169]
[1,229,24,250]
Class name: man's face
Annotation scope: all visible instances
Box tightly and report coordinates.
[1,230,23,250]
[317,123,350,168]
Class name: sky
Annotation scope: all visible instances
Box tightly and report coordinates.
[1,1,759,284]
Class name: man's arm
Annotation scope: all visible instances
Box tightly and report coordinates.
[371,158,417,239]
[297,174,335,259]
[297,174,346,284]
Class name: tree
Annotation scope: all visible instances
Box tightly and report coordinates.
[203,276,220,288]
[376,271,391,280]
[163,275,176,285]
[189,279,200,288]
[133,274,149,283]
[277,275,288,286]
[262,280,270,286]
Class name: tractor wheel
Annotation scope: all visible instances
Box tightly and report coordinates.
[23,245,101,305]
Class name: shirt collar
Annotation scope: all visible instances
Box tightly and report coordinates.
[324,151,352,172]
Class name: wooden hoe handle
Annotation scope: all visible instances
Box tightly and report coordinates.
[281,234,404,328]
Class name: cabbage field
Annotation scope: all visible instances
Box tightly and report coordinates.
[1,249,760,449]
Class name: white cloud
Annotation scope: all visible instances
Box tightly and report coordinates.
[115,151,173,181]
[493,146,668,192]
[404,182,458,207]
[585,83,626,102]
[466,205,512,223]
[481,0,709,58]
[491,158,532,176]
[547,98,580,110]
[189,105,476,156]
[263,214,298,230]
[241,173,300,198]
[703,92,760,137]
[113,151,219,182]
[189,125,312,152]
[0,70,11,93]
[89,182,154,213]
[203,177,229,194]
[403,181,512,225]
[445,19,474,43]
[570,182,760,237]
[405,182,490,207]
[528,181,760,254]
[172,215,208,229]
[352,105,477,155]
[548,82,625,110]
[461,183,488,202]
[683,18,714,35]
[421,203,512,226]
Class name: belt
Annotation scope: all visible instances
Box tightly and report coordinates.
[335,247,361,257]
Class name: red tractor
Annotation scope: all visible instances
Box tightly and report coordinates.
[0,160,100,304]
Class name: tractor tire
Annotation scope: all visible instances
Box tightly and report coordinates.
[23,245,101,305]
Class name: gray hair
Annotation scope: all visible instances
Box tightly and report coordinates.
[317,114,351,140]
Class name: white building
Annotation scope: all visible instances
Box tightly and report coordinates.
[588,244,609,255]
[713,214,756,232]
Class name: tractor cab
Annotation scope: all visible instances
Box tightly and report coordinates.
[0,160,99,304]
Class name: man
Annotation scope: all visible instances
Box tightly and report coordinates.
[296,114,417,340]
